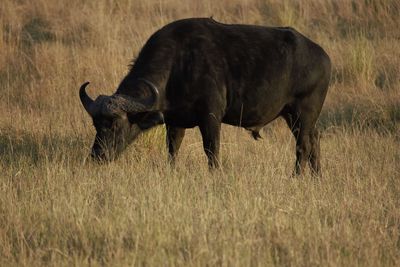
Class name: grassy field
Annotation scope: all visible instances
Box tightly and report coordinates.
[0,0,399,266]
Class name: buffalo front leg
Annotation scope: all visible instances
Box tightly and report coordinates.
[199,114,221,168]
[166,125,185,164]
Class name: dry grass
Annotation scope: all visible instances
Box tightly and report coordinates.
[0,0,399,266]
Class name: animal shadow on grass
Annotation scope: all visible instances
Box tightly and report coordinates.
[0,128,87,166]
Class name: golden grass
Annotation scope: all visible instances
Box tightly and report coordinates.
[0,0,399,266]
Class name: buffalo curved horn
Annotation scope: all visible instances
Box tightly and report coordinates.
[109,94,148,114]
[79,82,96,116]
[137,78,159,109]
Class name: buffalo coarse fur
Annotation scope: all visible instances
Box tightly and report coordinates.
[79,18,331,176]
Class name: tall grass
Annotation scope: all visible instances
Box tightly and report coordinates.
[0,0,399,266]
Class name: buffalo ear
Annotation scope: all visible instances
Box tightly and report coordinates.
[128,111,164,130]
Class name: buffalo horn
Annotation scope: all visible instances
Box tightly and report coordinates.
[110,94,148,113]
[79,82,96,116]
[137,78,159,108]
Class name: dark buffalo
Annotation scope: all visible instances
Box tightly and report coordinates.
[79,18,331,175]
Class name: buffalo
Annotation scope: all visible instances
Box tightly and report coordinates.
[79,18,331,175]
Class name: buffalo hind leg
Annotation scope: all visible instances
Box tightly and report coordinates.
[283,76,328,176]
[295,131,312,176]
[282,108,320,177]
[199,114,221,168]
[166,125,185,164]
[309,129,321,176]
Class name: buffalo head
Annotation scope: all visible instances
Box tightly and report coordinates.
[79,81,164,162]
